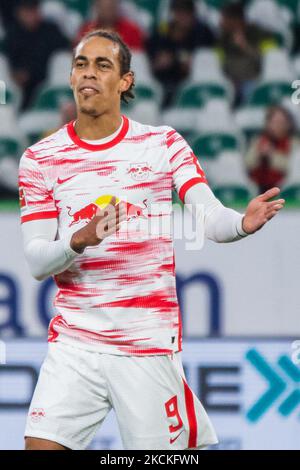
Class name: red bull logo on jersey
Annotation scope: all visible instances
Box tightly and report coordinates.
[67,195,148,227]
[67,202,98,226]
[127,162,153,181]
[122,199,148,219]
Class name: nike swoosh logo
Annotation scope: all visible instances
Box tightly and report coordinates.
[57,176,76,185]
[170,429,184,444]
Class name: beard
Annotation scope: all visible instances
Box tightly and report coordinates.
[79,105,101,117]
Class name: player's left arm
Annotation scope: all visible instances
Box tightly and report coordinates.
[167,128,285,243]
[185,183,285,243]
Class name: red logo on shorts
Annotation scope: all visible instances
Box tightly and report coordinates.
[30,408,46,423]
[19,187,27,208]
[170,429,184,444]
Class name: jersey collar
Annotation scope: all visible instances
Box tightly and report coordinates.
[67,115,129,151]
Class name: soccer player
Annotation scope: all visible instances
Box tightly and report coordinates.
[19,30,285,450]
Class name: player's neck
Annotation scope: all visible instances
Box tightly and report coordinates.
[74,112,123,141]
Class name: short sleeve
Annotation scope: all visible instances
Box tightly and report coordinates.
[18,148,58,224]
[166,128,208,202]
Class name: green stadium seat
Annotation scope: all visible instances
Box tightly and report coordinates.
[280,149,300,205]
[0,105,25,146]
[261,48,294,82]
[247,2,293,48]
[198,148,254,197]
[248,82,293,106]
[130,52,162,105]
[172,190,182,205]
[192,133,240,160]
[1,87,19,107]
[122,100,160,126]
[202,0,235,9]
[19,110,61,146]
[48,51,73,87]
[0,136,23,194]
[201,0,253,14]
[134,84,158,101]
[132,0,161,15]
[176,83,229,109]
[212,185,253,205]
[281,184,300,203]
[123,84,162,117]
[32,85,74,111]
[178,131,198,146]
[0,137,21,161]
[57,0,91,18]
[272,31,292,48]
[234,106,266,142]
[293,54,300,78]
[130,0,162,26]
[276,0,299,17]
[161,107,199,143]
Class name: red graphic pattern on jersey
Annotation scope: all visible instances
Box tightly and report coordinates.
[19,116,207,356]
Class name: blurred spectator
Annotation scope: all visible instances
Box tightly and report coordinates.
[245,106,298,192]
[76,0,145,50]
[218,2,277,107]
[3,0,70,109]
[0,0,18,27]
[146,0,216,108]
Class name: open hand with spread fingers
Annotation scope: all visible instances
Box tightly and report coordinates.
[242,187,285,235]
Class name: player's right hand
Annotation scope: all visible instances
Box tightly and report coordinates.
[70,196,127,253]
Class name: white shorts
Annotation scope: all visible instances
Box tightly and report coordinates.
[25,341,218,450]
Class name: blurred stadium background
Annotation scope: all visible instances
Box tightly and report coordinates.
[0,0,300,450]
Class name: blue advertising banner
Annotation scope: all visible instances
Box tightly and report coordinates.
[1,339,299,450]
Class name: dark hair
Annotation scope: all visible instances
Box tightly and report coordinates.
[221,2,245,20]
[74,29,135,104]
[17,0,40,8]
[171,0,196,13]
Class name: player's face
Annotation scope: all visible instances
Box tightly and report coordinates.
[70,36,132,117]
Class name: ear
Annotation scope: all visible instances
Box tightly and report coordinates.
[119,71,134,94]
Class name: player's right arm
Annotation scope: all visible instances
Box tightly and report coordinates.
[22,218,79,281]
[19,150,125,281]
[19,149,81,281]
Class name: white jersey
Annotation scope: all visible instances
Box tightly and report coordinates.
[19,115,208,356]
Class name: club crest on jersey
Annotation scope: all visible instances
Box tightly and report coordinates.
[127,162,153,181]
[30,408,46,423]
[19,187,27,208]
